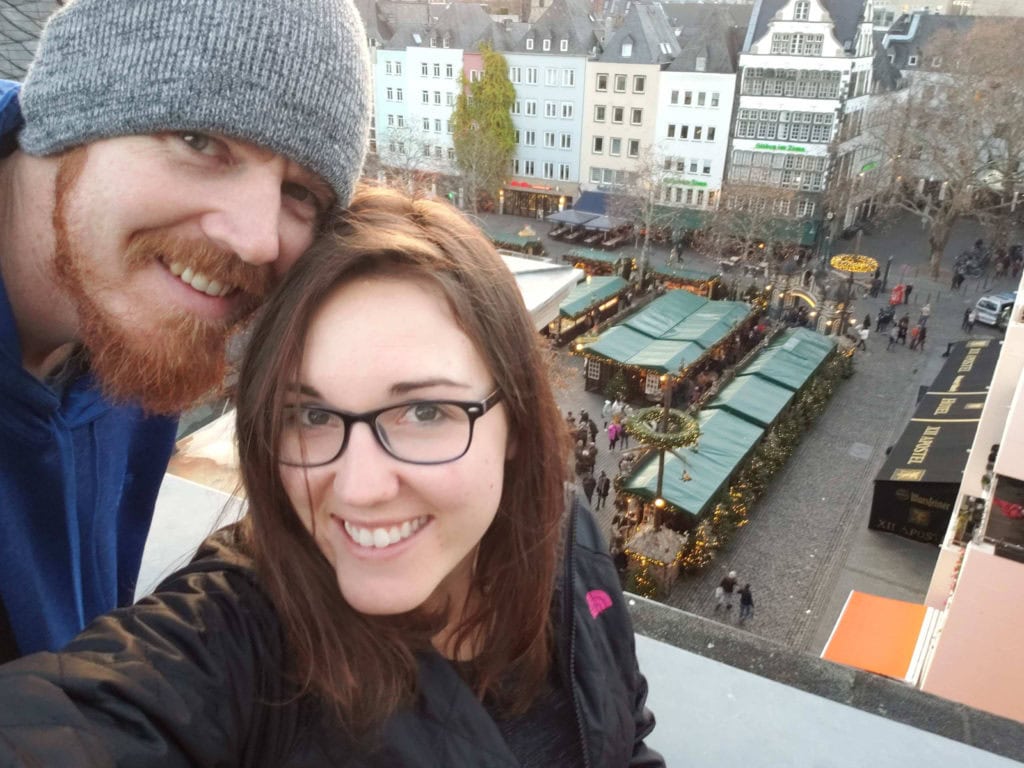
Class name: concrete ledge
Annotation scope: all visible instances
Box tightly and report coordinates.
[628,595,1024,763]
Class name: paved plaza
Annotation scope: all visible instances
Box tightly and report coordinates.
[478,208,1016,655]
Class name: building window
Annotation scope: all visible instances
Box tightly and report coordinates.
[446,120,453,134]
[644,372,661,396]
[696,189,705,206]
[525,130,536,146]
[562,69,575,87]
[545,131,556,148]
[694,126,703,140]
[386,87,394,101]
[434,118,442,132]
[543,38,551,51]
[445,63,453,78]
[627,139,640,157]
[512,99,521,115]
[798,199,816,217]
[560,39,568,52]
[685,188,694,204]
[633,75,646,93]
[684,91,692,105]
[667,124,676,138]
[434,146,442,158]
[689,160,698,173]
[421,62,429,76]
[545,101,557,118]
[446,92,454,106]
[385,61,393,75]
[510,66,521,83]
[562,102,573,118]
[614,74,627,92]
[447,147,455,160]
[526,38,534,50]
[593,136,604,153]
[702,160,711,175]
[908,55,919,66]
[590,167,602,183]
[707,127,716,141]
[711,92,720,107]
[680,125,689,139]
[561,133,572,149]
[422,145,431,157]
[396,114,404,126]
[433,91,441,104]
[433,63,440,77]
[631,108,643,125]
[512,158,520,174]
[794,0,809,20]
[612,106,624,123]
[423,117,430,131]
[770,33,824,56]
[422,90,429,104]
[470,70,480,83]
[597,73,608,91]
[621,40,633,57]
[697,92,706,107]
[610,137,622,156]
[386,114,394,126]
[525,100,537,116]
[514,129,520,144]
[543,161,554,178]
[524,160,535,175]
[546,68,558,86]
[595,105,606,121]
[559,163,570,180]
[670,90,679,105]
[588,359,602,380]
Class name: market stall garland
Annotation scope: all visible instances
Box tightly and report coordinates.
[623,406,701,451]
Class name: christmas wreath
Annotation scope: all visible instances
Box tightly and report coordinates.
[623,406,701,451]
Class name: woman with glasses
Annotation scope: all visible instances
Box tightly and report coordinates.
[0,186,664,767]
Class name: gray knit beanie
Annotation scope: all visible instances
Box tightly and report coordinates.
[20,0,371,208]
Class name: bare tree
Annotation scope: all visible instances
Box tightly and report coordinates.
[864,19,1024,277]
[693,183,799,266]
[374,124,436,195]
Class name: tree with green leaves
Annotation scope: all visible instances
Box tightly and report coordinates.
[451,44,515,213]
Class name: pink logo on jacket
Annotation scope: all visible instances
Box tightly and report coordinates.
[586,589,613,619]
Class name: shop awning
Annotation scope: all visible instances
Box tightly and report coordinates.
[584,214,629,231]
[559,276,628,319]
[547,209,599,226]
[822,591,938,684]
[708,375,795,428]
[575,190,609,214]
[621,409,764,519]
[622,290,707,337]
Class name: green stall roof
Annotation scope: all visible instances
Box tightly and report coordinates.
[585,327,705,373]
[562,247,627,265]
[661,303,750,344]
[559,276,628,319]
[740,328,835,391]
[622,290,707,337]
[622,410,764,518]
[707,375,796,428]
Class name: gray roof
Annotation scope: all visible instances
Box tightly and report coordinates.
[745,0,868,53]
[384,2,496,51]
[596,0,681,65]
[871,30,903,91]
[516,0,602,55]
[662,1,754,30]
[0,1,58,81]
[881,13,978,69]
[665,5,747,74]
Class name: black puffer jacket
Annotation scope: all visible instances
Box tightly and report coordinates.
[0,501,664,767]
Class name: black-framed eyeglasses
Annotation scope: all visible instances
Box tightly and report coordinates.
[279,390,503,467]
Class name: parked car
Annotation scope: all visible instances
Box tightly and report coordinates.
[974,291,1017,326]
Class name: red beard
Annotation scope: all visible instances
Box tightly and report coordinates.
[51,149,271,415]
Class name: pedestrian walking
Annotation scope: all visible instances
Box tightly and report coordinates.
[967,308,976,333]
[596,470,611,510]
[607,420,620,450]
[863,313,872,331]
[738,584,754,622]
[962,307,972,331]
[898,314,909,345]
[904,284,913,304]
[887,324,899,351]
[908,325,920,351]
[917,324,927,351]
[602,399,612,427]
[857,326,869,351]
[714,570,738,612]
[581,472,597,505]
[919,303,931,327]
[587,417,598,443]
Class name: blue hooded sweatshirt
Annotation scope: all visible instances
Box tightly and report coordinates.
[0,80,177,658]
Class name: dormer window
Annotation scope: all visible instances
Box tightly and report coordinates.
[696,56,706,72]
[794,0,809,21]
[526,37,534,50]
[908,54,919,66]
[621,39,633,57]
[429,35,437,48]
[560,38,568,52]
[443,34,450,48]
[543,38,551,51]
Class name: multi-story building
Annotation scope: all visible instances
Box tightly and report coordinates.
[580,1,681,205]
[653,5,743,225]
[729,0,877,249]
[500,0,599,217]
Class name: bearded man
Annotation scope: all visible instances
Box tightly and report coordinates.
[0,0,370,661]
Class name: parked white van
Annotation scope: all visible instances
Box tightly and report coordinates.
[974,291,1017,326]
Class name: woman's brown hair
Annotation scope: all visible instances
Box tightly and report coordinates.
[234,185,570,732]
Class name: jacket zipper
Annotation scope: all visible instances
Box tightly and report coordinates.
[564,495,593,768]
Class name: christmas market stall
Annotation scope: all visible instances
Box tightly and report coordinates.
[706,374,795,429]
[482,226,545,256]
[650,263,721,297]
[549,274,630,346]
[735,327,836,392]
[871,339,1000,545]
[574,289,757,401]
[561,246,634,277]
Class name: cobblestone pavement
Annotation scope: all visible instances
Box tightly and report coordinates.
[479,209,1017,654]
